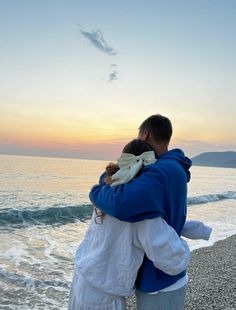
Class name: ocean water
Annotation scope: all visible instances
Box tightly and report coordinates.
[0,154,235,309]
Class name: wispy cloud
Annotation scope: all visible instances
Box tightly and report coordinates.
[79,26,119,82]
[108,64,118,82]
[80,28,116,56]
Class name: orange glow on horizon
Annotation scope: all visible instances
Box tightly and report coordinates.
[0,112,137,145]
[1,110,235,160]
[1,116,235,150]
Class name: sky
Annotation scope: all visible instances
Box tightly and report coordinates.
[0,0,236,160]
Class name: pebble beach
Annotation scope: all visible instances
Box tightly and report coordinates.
[126,235,236,310]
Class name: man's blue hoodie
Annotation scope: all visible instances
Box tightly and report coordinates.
[89,148,192,292]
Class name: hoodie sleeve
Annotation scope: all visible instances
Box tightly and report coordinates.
[89,166,166,222]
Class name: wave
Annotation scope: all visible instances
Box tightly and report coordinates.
[0,205,93,227]
[0,267,69,289]
[188,191,236,206]
[0,191,235,228]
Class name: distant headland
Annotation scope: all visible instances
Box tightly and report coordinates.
[191,151,236,168]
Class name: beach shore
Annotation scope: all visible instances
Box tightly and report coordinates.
[126,234,236,310]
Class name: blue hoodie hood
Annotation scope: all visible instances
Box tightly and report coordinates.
[158,148,192,182]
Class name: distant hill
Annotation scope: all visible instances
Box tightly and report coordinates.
[191,151,236,168]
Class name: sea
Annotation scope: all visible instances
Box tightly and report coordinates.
[0,154,235,309]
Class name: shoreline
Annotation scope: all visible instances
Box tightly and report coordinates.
[126,234,236,309]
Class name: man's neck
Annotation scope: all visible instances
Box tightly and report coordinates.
[156,147,168,156]
[151,143,168,157]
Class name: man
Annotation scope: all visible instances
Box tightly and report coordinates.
[89,114,192,309]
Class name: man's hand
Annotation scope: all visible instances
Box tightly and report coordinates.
[106,162,119,176]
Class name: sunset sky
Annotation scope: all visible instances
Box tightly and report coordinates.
[0,0,236,160]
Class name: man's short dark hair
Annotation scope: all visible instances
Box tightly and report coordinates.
[139,114,173,143]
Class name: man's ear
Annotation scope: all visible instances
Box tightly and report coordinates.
[142,130,149,141]
[138,129,149,141]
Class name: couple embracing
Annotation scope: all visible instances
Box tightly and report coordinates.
[68,114,212,310]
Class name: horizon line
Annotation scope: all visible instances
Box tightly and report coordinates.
[1,149,235,162]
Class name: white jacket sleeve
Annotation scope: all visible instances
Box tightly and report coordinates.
[133,217,190,276]
[181,220,212,240]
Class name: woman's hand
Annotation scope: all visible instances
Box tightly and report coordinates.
[106,162,119,176]
[104,175,113,185]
